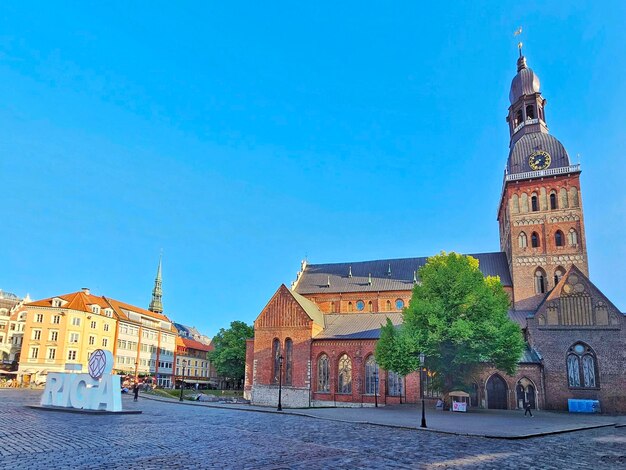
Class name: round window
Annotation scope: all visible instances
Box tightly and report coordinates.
[356,300,365,311]
[395,299,405,310]
[573,344,585,354]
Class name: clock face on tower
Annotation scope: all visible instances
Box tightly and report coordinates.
[528,150,552,171]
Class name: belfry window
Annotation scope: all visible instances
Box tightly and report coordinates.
[535,268,547,294]
[550,192,558,210]
[567,343,598,388]
[568,229,578,246]
[526,105,535,120]
[555,230,564,247]
[317,354,330,392]
[531,232,540,248]
[515,109,523,126]
[531,195,539,212]
[518,232,528,248]
[554,268,565,285]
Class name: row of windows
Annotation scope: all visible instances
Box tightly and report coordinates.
[30,347,78,361]
[534,267,567,294]
[510,187,579,214]
[273,339,293,385]
[345,299,405,313]
[518,229,578,249]
[119,324,139,336]
[317,354,405,395]
[176,358,209,368]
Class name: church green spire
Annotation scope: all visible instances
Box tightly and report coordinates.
[149,254,163,314]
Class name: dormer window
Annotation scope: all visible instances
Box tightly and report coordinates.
[52,299,62,308]
[91,305,100,314]
[103,308,113,318]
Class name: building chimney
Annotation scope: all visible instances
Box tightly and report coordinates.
[82,287,90,295]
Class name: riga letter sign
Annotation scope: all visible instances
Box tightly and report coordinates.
[41,349,122,412]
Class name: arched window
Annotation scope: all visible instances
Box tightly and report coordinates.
[550,192,558,210]
[555,230,564,247]
[567,343,598,388]
[531,194,539,212]
[559,188,569,208]
[520,193,529,212]
[317,354,330,392]
[526,104,535,120]
[518,232,528,248]
[531,232,540,248]
[515,109,523,126]
[284,338,293,385]
[511,194,520,213]
[364,355,378,395]
[570,187,579,207]
[387,371,404,397]
[554,267,565,285]
[348,302,353,312]
[337,354,352,394]
[568,229,578,246]
[535,268,547,294]
[272,339,281,384]
[368,301,373,312]
[386,300,391,311]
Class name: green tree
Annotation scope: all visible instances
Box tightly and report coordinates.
[375,252,524,395]
[209,321,254,388]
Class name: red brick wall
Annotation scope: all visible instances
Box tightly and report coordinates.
[301,290,412,314]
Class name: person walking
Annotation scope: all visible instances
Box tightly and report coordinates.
[524,401,533,417]
[133,382,140,402]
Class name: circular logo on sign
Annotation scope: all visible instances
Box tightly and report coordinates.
[88,349,108,379]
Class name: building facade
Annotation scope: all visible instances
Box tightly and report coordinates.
[174,337,215,388]
[244,51,626,412]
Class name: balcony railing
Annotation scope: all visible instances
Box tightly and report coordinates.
[505,164,581,182]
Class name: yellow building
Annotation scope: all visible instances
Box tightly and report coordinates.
[18,288,118,385]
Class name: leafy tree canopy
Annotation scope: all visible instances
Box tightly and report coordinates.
[208,321,254,382]
[375,252,524,394]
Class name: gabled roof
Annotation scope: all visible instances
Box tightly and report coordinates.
[313,313,403,340]
[104,297,171,324]
[181,337,213,352]
[289,288,325,328]
[294,252,512,295]
[27,291,109,313]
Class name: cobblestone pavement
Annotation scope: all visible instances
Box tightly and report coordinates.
[1,390,625,469]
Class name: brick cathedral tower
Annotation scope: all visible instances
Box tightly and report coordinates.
[498,48,589,309]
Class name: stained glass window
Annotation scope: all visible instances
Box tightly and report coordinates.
[337,354,352,394]
[567,343,598,388]
[388,371,404,397]
[364,356,378,395]
[285,338,293,385]
[317,354,330,392]
[272,339,281,384]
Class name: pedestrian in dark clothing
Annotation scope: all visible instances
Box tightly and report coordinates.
[524,401,533,417]
[133,383,139,402]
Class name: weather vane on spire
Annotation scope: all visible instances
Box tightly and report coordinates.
[514,26,523,56]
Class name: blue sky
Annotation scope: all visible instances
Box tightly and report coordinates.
[1,2,625,335]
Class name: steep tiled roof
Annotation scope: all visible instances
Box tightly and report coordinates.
[520,345,542,364]
[295,252,511,295]
[27,291,109,313]
[181,337,213,352]
[507,133,571,175]
[313,313,403,340]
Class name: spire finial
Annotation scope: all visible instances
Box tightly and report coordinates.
[149,253,164,314]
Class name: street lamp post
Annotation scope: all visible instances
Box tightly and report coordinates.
[419,352,427,428]
[134,361,138,383]
[179,359,187,402]
[277,355,284,411]
[373,369,378,408]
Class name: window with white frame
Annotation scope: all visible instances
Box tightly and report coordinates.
[35,314,44,323]
[90,321,97,329]
[71,317,81,326]
[49,330,59,342]
[88,335,95,346]
[47,348,56,360]
[32,329,42,340]
[52,315,61,324]
[67,350,77,361]
[30,347,39,359]
[69,332,79,343]
[102,338,108,347]
[104,323,109,332]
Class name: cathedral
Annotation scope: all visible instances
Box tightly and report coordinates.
[243,51,626,413]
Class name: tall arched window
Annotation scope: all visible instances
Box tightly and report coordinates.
[518,232,528,248]
[368,301,373,312]
[554,267,565,285]
[535,268,547,294]
[555,230,564,247]
[387,371,404,397]
[317,354,330,392]
[559,188,569,208]
[515,109,523,126]
[531,194,539,212]
[337,354,352,394]
[386,300,391,311]
[549,192,558,210]
[272,339,281,384]
[364,355,378,395]
[284,338,293,385]
[531,232,540,248]
[567,343,598,388]
[568,229,578,246]
[348,302,353,312]
[526,104,535,120]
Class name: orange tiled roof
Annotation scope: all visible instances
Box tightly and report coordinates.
[27,291,110,313]
[181,337,213,352]
[103,297,171,323]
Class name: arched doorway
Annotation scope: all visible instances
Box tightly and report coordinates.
[516,378,536,409]
[486,374,508,409]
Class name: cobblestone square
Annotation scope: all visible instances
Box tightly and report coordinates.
[1,390,625,469]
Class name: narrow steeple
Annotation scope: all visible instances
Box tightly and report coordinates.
[149,254,163,314]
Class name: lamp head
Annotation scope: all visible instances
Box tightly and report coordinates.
[419,352,425,364]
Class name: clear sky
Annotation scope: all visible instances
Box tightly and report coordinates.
[1,2,625,336]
